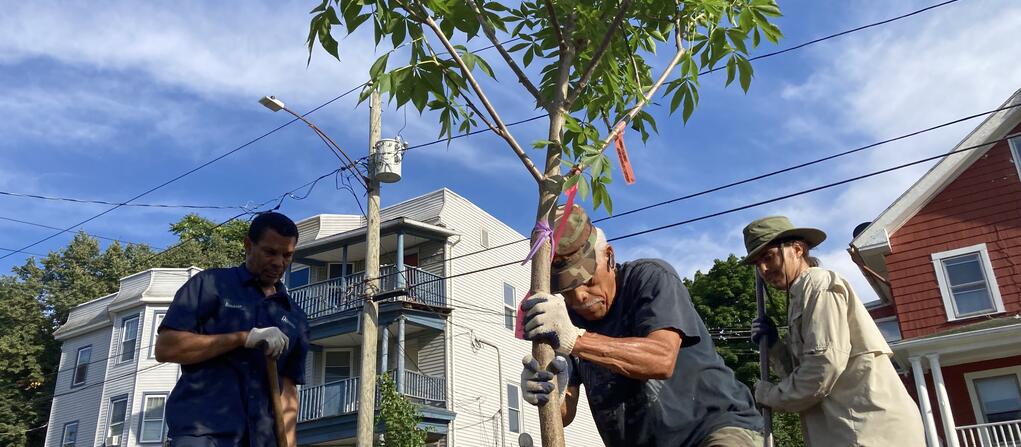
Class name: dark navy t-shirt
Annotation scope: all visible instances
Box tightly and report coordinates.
[569,259,762,447]
[160,265,309,447]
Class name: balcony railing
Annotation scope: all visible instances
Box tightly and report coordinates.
[290,265,446,320]
[958,419,1021,447]
[297,371,445,423]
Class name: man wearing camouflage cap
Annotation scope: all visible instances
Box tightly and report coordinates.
[519,204,764,447]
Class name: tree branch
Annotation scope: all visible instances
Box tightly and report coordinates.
[544,0,567,53]
[416,8,544,183]
[465,0,548,111]
[563,0,632,108]
[568,13,686,178]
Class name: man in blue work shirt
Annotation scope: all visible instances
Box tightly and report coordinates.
[156,212,310,447]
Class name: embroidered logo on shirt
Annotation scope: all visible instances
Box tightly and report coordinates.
[224,300,244,309]
[280,315,295,327]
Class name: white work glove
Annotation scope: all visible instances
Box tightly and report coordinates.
[754,380,776,407]
[521,355,570,406]
[245,327,289,358]
[522,293,585,356]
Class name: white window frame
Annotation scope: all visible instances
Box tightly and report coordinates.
[503,283,516,330]
[149,311,166,359]
[874,316,902,342]
[120,315,140,363]
[138,393,168,443]
[72,345,91,386]
[61,421,78,447]
[322,348,354,383]
[930,243,1005,321]
[1009,136,1021,181]
[106,395,129,447]
[964,365,1021,424]
[506,382,521,433]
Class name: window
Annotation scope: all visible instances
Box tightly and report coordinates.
[120,316,139,362]
[288,267,310,288]
[931,244,1004,321]
[504,283,516,330]
[61,421,78,447]
[149,312,166,359]
[139,394,168,443]
[1009,136,1021,180]
[481,228,489,248]
[328,263,353,280]
[875,317,902,342]
[106,396,128,446]
[324,350,353,382]
[507,383,521,433]
[966,366,1021,427]
[72,346,91,386]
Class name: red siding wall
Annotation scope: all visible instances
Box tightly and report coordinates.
[886,125,1021,339]
[902,355,1021,440]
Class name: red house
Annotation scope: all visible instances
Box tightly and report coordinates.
[851,89,1021,447]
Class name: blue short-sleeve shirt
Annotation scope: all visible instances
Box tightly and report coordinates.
[160,265,310,447]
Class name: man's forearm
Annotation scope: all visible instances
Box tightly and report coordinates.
[572,330,681,380]
[154,329,247,365]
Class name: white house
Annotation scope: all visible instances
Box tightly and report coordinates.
[43,188,602,447]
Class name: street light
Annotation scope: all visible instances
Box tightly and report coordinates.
[258,95,367,190]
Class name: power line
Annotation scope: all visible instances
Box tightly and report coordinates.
[0,215,163,250]
[0,83,366,262]
[0,247,46,257]
[0,190,244,210]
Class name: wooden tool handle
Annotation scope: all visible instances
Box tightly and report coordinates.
[266,357,289,447]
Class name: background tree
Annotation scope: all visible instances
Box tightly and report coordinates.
[376,373,429,447]
[684,254,804,446]
[0,213,249,446]
[308,0,783,443]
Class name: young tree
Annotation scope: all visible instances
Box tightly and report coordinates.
[376,373,429,447]
[308,1,783,443]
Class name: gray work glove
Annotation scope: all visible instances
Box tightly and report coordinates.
[522,293,585,356]
[245,327,289,358]
[521,355,570,406]
[750,316,778,348]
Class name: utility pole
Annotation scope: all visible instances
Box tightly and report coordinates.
[356,90,382,447]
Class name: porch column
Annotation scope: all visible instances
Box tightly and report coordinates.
[380,325,390,373]
[927,354,959,447]
[396,231,406,289]
[910,356,940,447]
[340,244,349,289]
[397,316,406,394]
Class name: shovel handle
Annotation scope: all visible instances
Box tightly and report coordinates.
[266,356,288,447]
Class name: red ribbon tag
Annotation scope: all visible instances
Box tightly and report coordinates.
[613,123,636,185]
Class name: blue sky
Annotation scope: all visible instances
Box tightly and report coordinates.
[1,0,1020,302]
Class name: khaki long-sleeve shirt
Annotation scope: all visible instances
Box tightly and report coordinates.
[755,268,925,446]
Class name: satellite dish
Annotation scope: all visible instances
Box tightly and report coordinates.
[518,433,534,447]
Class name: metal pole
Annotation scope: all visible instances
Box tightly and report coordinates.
[473,337,506,447]
[754,271,775,447]
[355,90,382,447]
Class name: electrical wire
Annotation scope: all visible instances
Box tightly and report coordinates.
[0,190,243,210]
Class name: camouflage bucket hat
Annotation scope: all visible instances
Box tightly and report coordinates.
[550,204,599,293]
[742,215,826,264]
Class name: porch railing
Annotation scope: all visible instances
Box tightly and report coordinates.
[297,371,445,423]
[958,419,1021,447]
[290,265,445,320]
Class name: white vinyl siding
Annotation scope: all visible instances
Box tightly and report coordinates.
[72,346,91,386]
[61,421,78,447]
[119,316,139,363]
[139,394,168,443]
[931,243,1005,321]
[503,283,516,330]
[105,396,128,446]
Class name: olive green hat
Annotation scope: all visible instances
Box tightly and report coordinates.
[550,204,599,293]
[742,216,826,264]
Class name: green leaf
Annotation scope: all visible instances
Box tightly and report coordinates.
[737,56,753,92]
[523,47,535,66]
[725,56,737,86]
[324,5,341,25]
[369,53,389,80]
[475,56,495,78]
[508,42,529,52]
[391,20,407,47]
[532,139,554,149]
[310,0,328,14]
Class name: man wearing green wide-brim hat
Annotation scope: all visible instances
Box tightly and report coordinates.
[743,216,925,447]
[516,204,766,447]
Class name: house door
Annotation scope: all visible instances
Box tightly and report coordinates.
[322,350,353,416]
